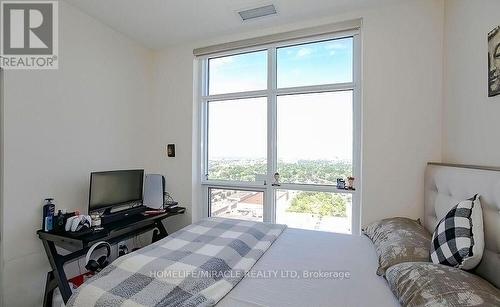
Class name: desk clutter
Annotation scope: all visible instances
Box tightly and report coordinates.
[65,214,91,232]
[43,198,91,233]
[37,169,188,306]
[40,170,185,235]
[42,201,185,235]
[37,208,185,306]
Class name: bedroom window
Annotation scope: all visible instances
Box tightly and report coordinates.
[199,31,361,234]
[207,97,267,182]
[209,188,264,222]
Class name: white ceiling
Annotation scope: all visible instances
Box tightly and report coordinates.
[64,0,403,50]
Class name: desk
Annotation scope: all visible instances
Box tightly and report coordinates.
[37,208,185,307]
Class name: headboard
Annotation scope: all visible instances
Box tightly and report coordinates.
[424,163,500,288]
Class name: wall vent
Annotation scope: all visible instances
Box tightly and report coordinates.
[238,5,277,21]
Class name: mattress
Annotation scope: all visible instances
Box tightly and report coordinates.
[217,228,399,307]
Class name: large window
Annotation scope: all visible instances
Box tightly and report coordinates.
[200,31,360,234]
[207,97,267,182]
[209,51,267,95]
[277,91,353,185]
[277,37,353,88]
[210,188,264,222]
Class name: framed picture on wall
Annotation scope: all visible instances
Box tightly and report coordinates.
[488,25,500,97]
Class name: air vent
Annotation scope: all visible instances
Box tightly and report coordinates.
[238,5,277,21]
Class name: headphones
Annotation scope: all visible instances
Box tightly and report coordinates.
[85,241,111,273]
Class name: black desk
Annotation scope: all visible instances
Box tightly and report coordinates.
[37,208,185,307]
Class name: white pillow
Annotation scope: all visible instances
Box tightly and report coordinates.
[430,195,484,270]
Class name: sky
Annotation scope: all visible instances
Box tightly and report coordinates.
[208,37,353,162]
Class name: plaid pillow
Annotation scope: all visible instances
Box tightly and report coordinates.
[430,195,484,270]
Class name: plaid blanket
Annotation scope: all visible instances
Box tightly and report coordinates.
[68,217,286,307]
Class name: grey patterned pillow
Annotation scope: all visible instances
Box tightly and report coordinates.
[364,217,431,275]
[386,262,500,306]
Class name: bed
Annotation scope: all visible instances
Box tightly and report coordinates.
[216,228,398,307]
[68,163,500,306]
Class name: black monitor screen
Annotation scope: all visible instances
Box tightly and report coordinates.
[89,170,144,212]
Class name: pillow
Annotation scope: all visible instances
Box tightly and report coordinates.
[364,217,432,276]
[430,194,484,270]
[386,262,500,307]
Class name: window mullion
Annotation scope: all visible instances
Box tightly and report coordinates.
[351,33,362,235]
[200,58,209,184]
[266,47,278,223]
[276,83,355,96]
[201,89,268,102]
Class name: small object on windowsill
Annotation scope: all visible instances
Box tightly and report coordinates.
[336,178,346,189]
[272,172,281,186]
[347,176,355,190]
[337,186,356,191]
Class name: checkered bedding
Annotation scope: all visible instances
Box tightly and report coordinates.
[68,217,287,307]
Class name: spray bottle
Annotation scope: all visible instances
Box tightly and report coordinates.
[42,198,56,232]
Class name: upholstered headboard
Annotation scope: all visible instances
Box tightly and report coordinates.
[424,163,500,288]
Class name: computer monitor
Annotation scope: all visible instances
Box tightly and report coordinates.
[89,170,144,214]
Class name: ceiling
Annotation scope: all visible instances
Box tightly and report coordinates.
[64,0,403,50]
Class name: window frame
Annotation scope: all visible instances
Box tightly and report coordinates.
[197,29,362,234]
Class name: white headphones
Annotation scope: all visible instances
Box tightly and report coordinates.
[85,241,111,272]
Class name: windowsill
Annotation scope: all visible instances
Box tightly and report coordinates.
[201,180,358,194]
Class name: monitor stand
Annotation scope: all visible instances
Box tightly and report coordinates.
[101,204,146,225]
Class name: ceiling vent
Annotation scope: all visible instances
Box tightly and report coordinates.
[238,4,277,21]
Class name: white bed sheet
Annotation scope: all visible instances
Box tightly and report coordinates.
[217,228,399,307]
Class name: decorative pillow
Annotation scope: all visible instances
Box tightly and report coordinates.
[430,195,484,270]
[386,262,500,307]
[364,217,432,276]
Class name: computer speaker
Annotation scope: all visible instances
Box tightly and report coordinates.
[143,174,165,209]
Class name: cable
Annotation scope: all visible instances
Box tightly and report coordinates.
[163,192,175,209]
[77,258,82,275]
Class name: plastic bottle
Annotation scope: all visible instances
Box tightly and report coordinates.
[42,198,56,232]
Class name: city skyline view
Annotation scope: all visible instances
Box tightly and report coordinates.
[207,36,355,232]
[208,37,354,163]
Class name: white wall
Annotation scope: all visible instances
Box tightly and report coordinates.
[148,47,197,233]
[443,0,500,165]
[151,0,444,229]
[1,2,155,306]
[357,0,443,225]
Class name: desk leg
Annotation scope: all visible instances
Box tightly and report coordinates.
[43,271,54,307]
[152,220,169,243]
[41,240,73,304]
